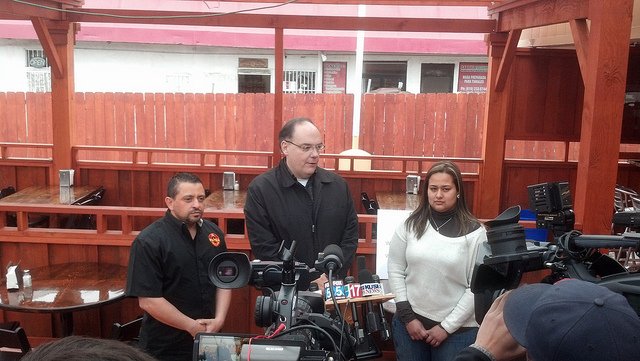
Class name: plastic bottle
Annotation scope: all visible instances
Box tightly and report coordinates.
[22,269,32,288]
[234,180,240,191]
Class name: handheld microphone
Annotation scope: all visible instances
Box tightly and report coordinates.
[345,276,365,343]
[357,258,380,334]
[372,274,391,340]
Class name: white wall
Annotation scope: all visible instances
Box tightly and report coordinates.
[0,39,487,94]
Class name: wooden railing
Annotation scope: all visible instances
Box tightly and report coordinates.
[0,203,379,252]
[70,144,483,180]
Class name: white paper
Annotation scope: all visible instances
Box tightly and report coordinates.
[375,209,411,279]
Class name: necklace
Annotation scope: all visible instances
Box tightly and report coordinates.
[432,217,453,232]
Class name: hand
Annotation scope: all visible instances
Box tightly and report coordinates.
[187,319,207,338]
[405,319,428,341]
[475,292,526,360]
[425,324,448,347]
[197,318,225,333]
[313,273,329,289]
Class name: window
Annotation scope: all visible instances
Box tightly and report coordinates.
[362,61,407,93]
[420,63,454,93]
[283,70,316,93]
[238,58,270,93]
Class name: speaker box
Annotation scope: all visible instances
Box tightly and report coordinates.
[222,172,236,190]
[59,169,75,187]
[406,175,421,194]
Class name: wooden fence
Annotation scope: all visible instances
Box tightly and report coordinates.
[0,92,486,168]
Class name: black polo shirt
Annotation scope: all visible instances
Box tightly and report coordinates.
[126,210,227,361]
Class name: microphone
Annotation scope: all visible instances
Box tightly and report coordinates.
[315,244,344,274]
[344,276,365,343]
[357,257,380,334]
[372,274,391,341]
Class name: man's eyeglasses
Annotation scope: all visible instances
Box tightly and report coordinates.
[284,140,326,153]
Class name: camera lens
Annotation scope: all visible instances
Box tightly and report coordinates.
[216,260,238,283]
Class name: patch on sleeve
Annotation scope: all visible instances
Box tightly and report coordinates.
[208,232,221,247]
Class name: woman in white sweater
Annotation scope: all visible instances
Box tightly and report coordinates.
[388,161,489,361]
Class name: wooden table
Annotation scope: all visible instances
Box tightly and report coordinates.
[204,190,247,234]
[0,185,101,205]
[0,262,127,337]
[375,191,420,211]
[204,189,247,212]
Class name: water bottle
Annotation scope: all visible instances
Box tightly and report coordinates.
[22,269,32,288]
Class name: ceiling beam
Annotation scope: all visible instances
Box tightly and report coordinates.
[30,16,64,78]
[494,28,520,92]
[0,0,69,20]
[489,0,588,31]
[214,0,499,5]
[60,9,496,33]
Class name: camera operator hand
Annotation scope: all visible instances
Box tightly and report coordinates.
[473,292,525,361]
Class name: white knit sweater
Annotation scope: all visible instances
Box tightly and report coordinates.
[387,223,489,333]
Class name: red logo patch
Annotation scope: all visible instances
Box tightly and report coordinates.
[209,233,221,247]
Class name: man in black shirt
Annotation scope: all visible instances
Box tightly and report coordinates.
[126,172,231,361]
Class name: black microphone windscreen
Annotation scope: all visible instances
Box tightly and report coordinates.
[357,255,366,271]
[358,268,373,284]
[323,244,344,264]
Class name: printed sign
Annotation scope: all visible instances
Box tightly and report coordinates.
[457,62,488,93]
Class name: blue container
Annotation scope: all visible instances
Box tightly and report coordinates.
[524,228,549,242]
[520,208,549,242]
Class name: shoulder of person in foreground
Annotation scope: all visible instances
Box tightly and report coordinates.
[21,336,158,361]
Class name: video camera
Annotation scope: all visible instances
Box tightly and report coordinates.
[471,181,640,323]
[207,241,383,361]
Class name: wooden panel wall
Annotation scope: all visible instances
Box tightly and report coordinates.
[506,49,583,142]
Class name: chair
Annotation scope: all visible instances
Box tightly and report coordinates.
[360,192,379,215]
[0,187,16,199]
[0,324,31,361]
[110,316,143,346]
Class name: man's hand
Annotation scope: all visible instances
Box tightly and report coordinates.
[187,319,206,338]
[475,292,526,360]
[197,318,225,334]
[313,273,329,289]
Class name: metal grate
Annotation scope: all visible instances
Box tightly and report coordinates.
[26,69,51,92]
[283,70,316,93]
[25,49,49,68]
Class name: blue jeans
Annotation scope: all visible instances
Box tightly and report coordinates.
[392,315,478,361]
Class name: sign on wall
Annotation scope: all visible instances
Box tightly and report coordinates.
[457,62,488,93]
[322,62,347,93]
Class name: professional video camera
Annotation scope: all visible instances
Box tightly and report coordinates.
[207,241,382,361]
[471,181,640,323]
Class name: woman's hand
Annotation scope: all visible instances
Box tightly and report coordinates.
[425,324,448,347]
[406,319,429,340]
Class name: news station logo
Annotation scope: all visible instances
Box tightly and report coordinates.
[323,281,383,300]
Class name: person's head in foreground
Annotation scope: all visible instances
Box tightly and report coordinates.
[21,336,157,361]
[477,278,640,361]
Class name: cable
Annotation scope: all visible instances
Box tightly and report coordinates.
[11,0,298,20]
[276,324,348,361]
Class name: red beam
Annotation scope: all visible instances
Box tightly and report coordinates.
[64,9,496,33]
